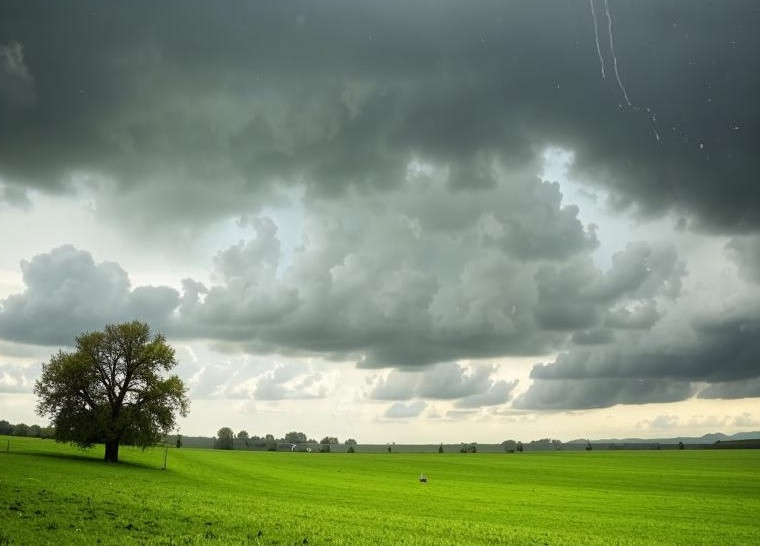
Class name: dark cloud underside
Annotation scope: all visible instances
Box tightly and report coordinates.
[1,1,758,231]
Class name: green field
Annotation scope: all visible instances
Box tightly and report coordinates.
[1,436,758,545]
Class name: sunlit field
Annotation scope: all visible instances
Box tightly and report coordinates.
[1,436,758,545]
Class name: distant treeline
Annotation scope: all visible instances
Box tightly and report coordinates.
[161,436,760,453]
[0,419,55,439]
[4,418,758,451]
[712,439,760,449]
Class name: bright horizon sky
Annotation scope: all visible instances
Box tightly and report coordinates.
[1,1,759,443]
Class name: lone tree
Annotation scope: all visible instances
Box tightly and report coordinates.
[34,321,189,462]
[215,427,234,450]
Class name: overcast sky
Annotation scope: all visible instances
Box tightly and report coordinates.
[1,0,759,443]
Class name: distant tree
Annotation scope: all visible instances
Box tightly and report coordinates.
[438,443,444,453]
[678,441,685,450]
[347,445,355,453]
[502,440,517,453]
[552,439,563,451]
[176,434,183,448]
[345,438,357,446]
[265,433,275,441]
[215,427,234,450]
[238,430,250,449]
[40,426,56,439]
[387,444,392,453]
[34,321,189,462]
[516,441,524,452]
[0,419,12,435]
[28,424,41,437]
[320,436,338,445]
[319,443,331,453]
[13,423,29,437]
[285,431,307,444]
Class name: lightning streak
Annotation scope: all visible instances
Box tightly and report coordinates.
[604,0,631,106]
[589,0,606,80]
[602,0,661,142]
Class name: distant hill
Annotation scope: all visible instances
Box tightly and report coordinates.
[569,431,760,446]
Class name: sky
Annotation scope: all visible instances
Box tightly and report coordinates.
[1,0,759,444]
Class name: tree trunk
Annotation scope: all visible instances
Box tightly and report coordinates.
[104,440,120,462]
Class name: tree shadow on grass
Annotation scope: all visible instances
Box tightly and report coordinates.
[5,448,160,471]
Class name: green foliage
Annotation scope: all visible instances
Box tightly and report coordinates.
[460,442,477,453]
[1,436,759,545]
[34,321,189,462]
[285,431,307,443]
[12,423,29,436]
[214,427,234,450]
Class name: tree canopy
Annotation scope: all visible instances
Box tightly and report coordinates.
[215,427,234,450]
[34,321,189,462]
[284,431,307,444]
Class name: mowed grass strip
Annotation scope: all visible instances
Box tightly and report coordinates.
[1,436,758,545]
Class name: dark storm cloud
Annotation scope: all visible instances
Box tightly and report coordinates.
[172,173,589,366]
[534,241,684,330]
[727,235,760,284]
[518,297,760,409]
[416,363,505,400]
[604,301,660,330]
[368,363,516,408]
[0,183,30,208]
[513,378,695,410]
[531,312,760,383]
[1,1,758,231]
[0,246,178,345]
[698,378,760,400]
[0,41,34,108]
[454,379,518,409]
[571,328,614,345]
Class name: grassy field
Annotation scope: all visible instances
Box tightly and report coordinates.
[1,436,758,545]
